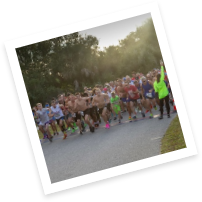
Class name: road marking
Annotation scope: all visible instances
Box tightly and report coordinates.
[151,137,162,140]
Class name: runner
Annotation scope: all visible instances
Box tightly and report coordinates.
[109,81,115,92]
[124,81,141,121]
[74,93,95,133]
[91,89,102,125]
[151,76,160,106]
[36,103,53,142]
[131,71,136,81]
[50,100,67,139]
[154,60,170,119]
[45,102,58,136]
[141,76,157,118]
[116,79,128,113]
[32,107,40,127]
[92,88,110,129]
[134,80,145,117]
[103,87,116,121]
[110,92,122,124]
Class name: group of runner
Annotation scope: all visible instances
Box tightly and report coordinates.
[32,60,174,142]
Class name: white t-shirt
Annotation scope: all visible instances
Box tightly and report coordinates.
[107,91,112,98]
[129,81,135,85]
[50,104,64,119]
[37,108,49,126]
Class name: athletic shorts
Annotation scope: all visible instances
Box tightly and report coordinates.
[129,99,137,103]
[74,112,81,123]
[107,103,111,112]
[99,107,106,115]
[144,94,155,99]
[90,107,97,116]
[39,120,50,126]
[155,92,159,99]
[49,119,55,124]
[84,108,91,117]
[121,97,130,103]
[65,113,72,120]
[56,116,65,125]
[112,104,121,114]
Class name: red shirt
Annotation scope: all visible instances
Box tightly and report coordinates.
[124,85,139,100]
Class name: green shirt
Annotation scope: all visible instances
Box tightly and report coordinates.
[110,95,120,105]
[154,66,169,99]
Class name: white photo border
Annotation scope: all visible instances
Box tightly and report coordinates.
[5,2,197,195]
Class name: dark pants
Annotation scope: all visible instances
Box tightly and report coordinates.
[159,95,170,115]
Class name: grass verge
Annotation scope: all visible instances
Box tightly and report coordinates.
[161,115,186,154]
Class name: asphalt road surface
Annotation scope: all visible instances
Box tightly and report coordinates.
[41,108,177,184]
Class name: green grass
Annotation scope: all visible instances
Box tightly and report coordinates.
[161,115,186,154]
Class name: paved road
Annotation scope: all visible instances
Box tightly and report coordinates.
[41,108,177,184]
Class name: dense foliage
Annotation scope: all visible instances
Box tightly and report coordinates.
[16,18,162,106]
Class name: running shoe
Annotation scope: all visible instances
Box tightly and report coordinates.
[158,115,163,120]
[43,134,48,139]
[119,119,121,124]
[63,133,67,139]
[105,121,110,129]
[48,136,53,142]
[92,126,95,132]
[154,106,157,110]
[128,116,132,122]
[114,117,117,120]
[121,115,123,119]
[74,126,78,130]
[167,114,170,118]
[90,126,94,133]
[133,115,137,119]
[149,113,153,118]
[54,132,56,136]
[68,127,71,131]
[80,131,83,135]
[145,109,149,114]
[141,112,145,117]
[71,129,75,133]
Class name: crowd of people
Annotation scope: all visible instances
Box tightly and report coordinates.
[32,60,175,142]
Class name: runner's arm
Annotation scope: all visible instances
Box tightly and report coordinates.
[141,84,145,99]
[48,108,53,117]
[104,94,110,103]
[160,64,165,81]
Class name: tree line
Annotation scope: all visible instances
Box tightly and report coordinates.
[16,18,162,107]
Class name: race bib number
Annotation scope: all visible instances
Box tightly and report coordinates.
[146,93,152,98]
[128,90,135,98]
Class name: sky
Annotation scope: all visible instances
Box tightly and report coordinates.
[79,13,151,50]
